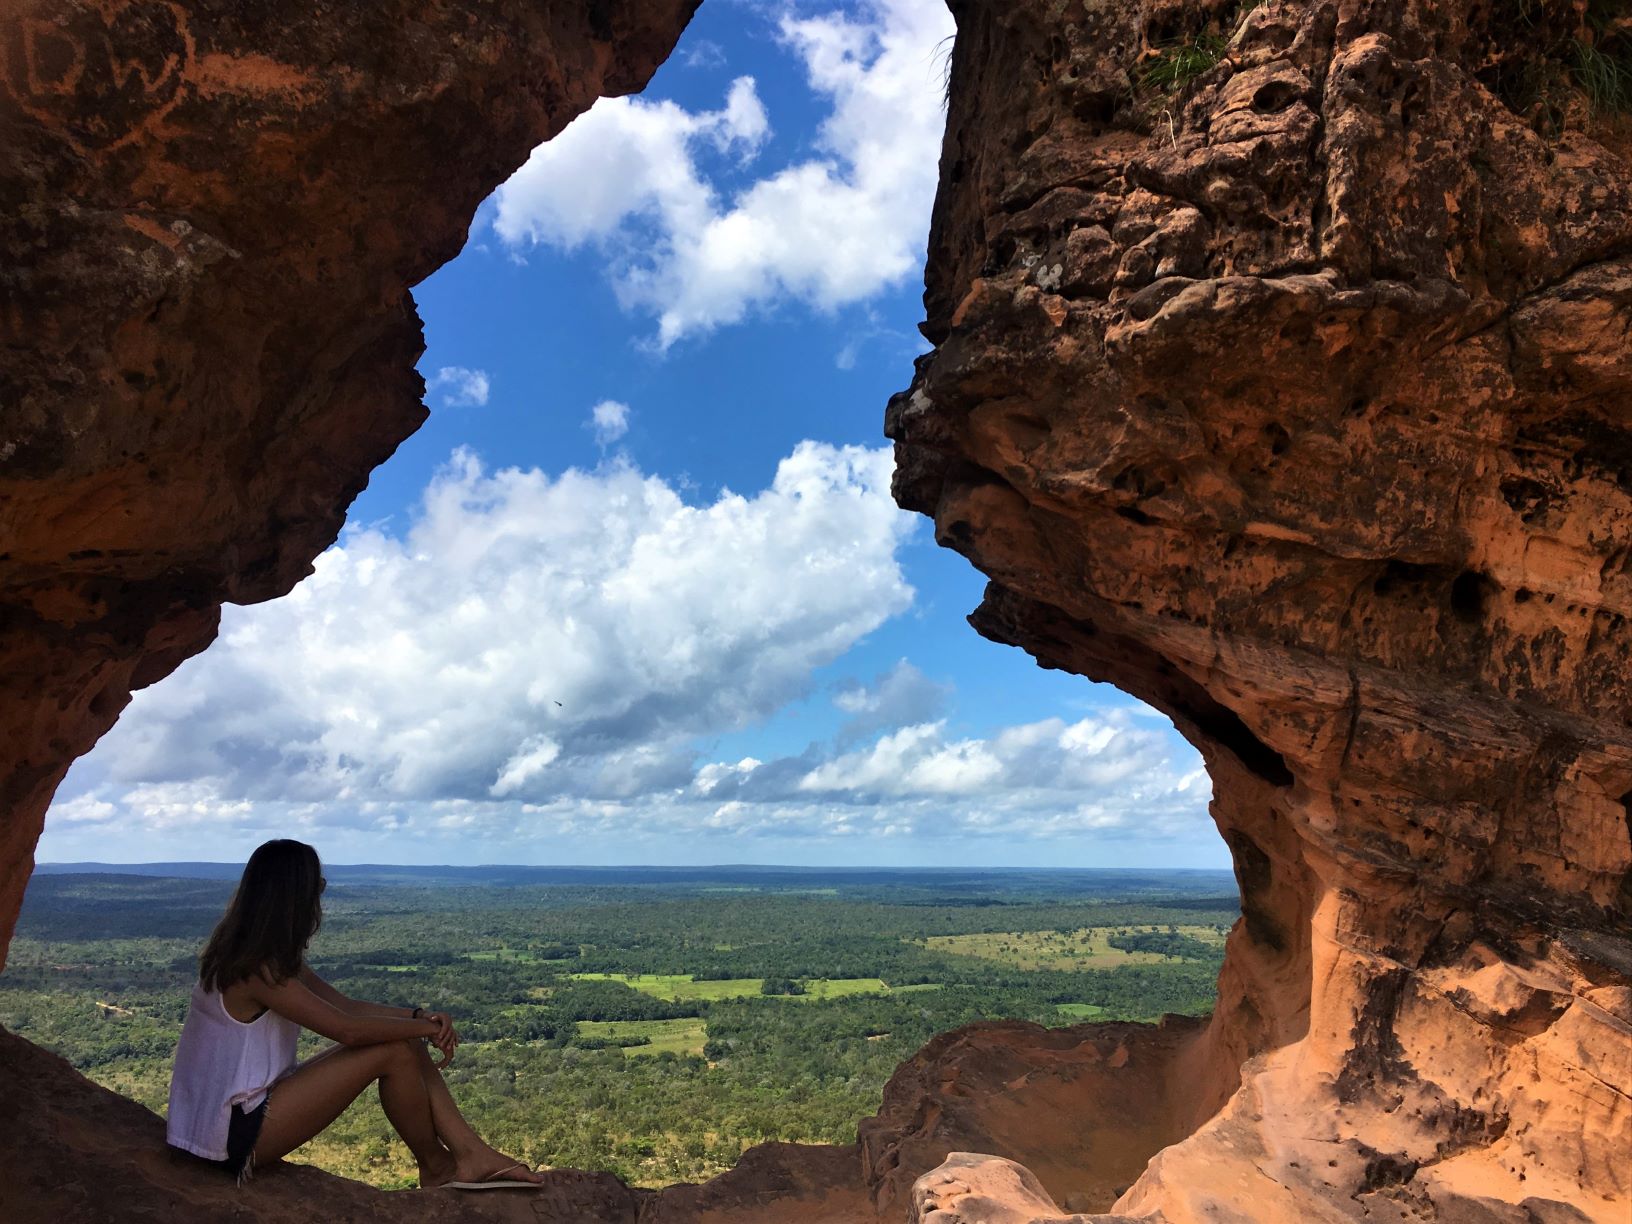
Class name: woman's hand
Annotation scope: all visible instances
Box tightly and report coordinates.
[426,1010,459,1067]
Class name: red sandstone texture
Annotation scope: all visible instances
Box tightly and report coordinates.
[885,0,1632,1219]
[5,0,1632,1222]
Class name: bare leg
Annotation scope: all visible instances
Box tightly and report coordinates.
[411,1041,486,1158]
[410,1041,546,1183]
[253,1039,454,1186]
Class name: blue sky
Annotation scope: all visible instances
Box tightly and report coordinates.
[41,0,1223,869]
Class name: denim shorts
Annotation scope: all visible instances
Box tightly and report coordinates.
[217,1099,269,1183]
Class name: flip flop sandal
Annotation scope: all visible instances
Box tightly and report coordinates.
[444,1162,542,1190]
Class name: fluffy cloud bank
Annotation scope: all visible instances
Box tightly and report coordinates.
[72,443,911,809]
[689,696,1211,843]
[491,0,955,346]
[56,710,1210,855]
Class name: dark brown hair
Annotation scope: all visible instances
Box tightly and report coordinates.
[199,839,325,992]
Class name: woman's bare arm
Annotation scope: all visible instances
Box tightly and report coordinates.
[298,965,414,1019]
[247,971,439,1048]
[296,965,459,1061]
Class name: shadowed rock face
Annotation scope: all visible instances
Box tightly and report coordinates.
[888,0,1632,1219]
[0,0,697,961]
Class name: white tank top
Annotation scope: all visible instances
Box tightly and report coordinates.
[166,981,301,1160]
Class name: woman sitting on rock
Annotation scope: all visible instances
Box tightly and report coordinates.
[166,838,545,1190]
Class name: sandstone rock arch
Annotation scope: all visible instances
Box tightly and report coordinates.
[2,0,1629,1221]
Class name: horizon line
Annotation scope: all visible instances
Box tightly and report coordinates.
[36,860,1235,874]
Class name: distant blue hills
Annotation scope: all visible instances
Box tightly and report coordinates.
[33,861,1237,895]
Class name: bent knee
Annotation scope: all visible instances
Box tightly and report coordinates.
[375,1037,421,1070]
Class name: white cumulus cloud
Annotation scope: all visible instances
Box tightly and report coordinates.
[426,366,491,407]
[490,736,563,797]
[47,441,1216,858]
[672,707,1212,845]
[589,399,631,446]
[494,77,769,252]
[491,0,955,346]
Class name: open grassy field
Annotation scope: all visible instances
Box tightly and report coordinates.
[567,972,909,1002]
[577,1018,708,1057]
[920,925,1226,971]
[569,972,763,1000]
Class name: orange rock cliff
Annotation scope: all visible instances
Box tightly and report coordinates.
[2,1,1630,1223]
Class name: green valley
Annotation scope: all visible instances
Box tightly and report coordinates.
[0,865,1234,1190]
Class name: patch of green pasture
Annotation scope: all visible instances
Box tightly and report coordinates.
[568,972,763,1001]
[576,1018,707,1057]
[920,925,1225,971]
[465,949,569,963]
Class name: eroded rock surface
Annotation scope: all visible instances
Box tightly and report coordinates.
[888,0,1632,1219]
[910,1152,1098,1224]
[861,1017,1209,1218]
[0,0,697,963]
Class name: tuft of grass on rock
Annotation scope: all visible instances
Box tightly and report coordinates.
[1140,33,1228,93]
[1570,37,1632,113]
[1485,0,1631,130]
